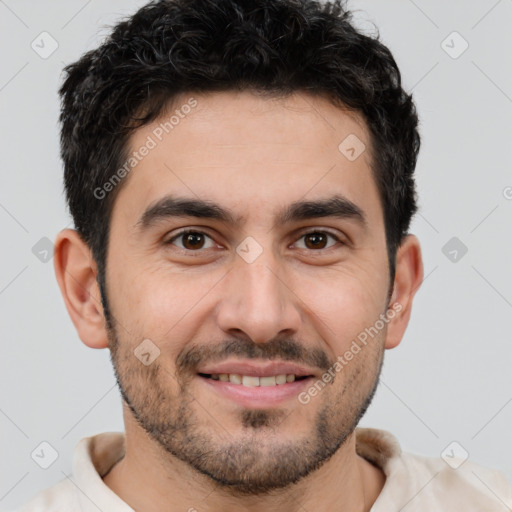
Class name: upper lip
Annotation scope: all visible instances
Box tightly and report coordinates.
[197,359,317,378]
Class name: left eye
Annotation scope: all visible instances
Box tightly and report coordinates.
[294,231,341,250]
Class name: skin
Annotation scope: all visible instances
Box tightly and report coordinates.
[54,90,423,511]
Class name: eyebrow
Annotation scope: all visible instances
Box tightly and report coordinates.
[136,194,367,230]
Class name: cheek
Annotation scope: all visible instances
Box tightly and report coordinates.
[120,268,221,345]
[302,270,387,350]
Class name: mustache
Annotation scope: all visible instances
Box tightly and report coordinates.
[175,337,334,376]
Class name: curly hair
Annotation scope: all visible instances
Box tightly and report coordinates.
[59,0,420,297]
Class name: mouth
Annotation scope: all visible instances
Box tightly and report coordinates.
[198,373,309,386]
[196,360,316,408]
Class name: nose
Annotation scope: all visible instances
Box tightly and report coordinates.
[215,250,302,345]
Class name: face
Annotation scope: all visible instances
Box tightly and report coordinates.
[103,90,392,494]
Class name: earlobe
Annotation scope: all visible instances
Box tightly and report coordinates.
[384,234,423,350]
[53,229,109,349]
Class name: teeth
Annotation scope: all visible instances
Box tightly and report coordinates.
[229,374,242,384]
[242,375,260,387]
[210,373,299,386]
[260,376,276,386]
[275,374,287,385]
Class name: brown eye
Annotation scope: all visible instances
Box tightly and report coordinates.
[295,231,340,250]
[304,232,328,249]
[182,232,205,250]
[167,230,215,251]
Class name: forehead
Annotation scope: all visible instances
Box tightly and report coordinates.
[111,90,383,230]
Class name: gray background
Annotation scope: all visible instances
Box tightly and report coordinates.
[1,0,511,509]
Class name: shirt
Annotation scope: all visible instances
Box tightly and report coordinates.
[16,427,512,511]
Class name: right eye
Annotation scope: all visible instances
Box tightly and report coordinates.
[166,230,217,251]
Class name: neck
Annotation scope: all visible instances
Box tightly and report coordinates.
[103,415,386,512]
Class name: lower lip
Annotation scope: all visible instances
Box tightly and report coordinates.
[198,376,312,408]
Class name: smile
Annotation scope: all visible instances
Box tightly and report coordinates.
[198,373,308,386]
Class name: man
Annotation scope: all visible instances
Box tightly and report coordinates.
[18,0,512,510]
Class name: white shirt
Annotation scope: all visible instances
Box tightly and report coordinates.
[16,427,512,511]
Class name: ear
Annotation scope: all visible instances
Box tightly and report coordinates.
[384,234,423,350]
[53,229,109,349]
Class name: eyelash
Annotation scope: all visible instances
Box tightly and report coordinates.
[165,228,344,252]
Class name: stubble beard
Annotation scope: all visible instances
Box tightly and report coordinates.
[106,322,385,496]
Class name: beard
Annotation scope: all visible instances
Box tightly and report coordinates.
[105,303,385,496]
